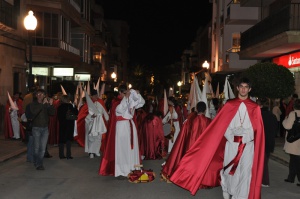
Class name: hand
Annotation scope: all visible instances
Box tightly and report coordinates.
[49,98,53,105]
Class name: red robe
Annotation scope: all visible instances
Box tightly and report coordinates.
[48,99,60,145]
[4,99,25,139]
[140,114,165,160]
[162,112,211,179]
[74,103,88,147]
[136,109,147,156]
[170,98,265,199]
[99,96,122,176]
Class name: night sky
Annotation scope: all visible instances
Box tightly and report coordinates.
[100,0,213,68]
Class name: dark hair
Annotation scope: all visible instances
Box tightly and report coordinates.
[118,84,127,94]
[294,99,300,110]
[293,93,298,99]
[196,101,206,113]
[212,98,219,111]
[238,77,252,88]
[36,89,46,94]
[61,95,70,103]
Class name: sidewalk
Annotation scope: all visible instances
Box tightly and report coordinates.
[0,133,289,165]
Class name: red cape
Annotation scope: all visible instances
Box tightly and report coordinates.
[170,98,265,199]
[136,109,148,157]
[140,114,165,160]
[99,96,121,176]
[48,99,60,145]
[74,103,88,147]
[162,112,211,179]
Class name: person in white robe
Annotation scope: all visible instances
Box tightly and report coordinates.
[85,90,109,158]
[162,101,180,153]
[115,87,145,177]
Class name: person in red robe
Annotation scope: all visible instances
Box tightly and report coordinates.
[74,97,88,147]
[136,108,148,157]
[99,91,122,176]
[140,111,165,160]
[161,101,211,182]
[48,93,61,145]
[4,92,25,140]
[170,77,265,199]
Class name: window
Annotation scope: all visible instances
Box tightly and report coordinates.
[33,12,59,47]
[226,32,240,53]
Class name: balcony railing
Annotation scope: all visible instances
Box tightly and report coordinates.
[241,3,300,50]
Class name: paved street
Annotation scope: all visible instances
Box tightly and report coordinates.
[0,140,300,199]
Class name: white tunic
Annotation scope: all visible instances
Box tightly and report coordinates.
[220,102,254,199]
[10,106,20,139]
[115,93,145,177]
[85,101,109,154]
[162,109,180,153]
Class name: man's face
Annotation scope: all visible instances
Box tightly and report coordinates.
[237,83,251,98]
[36,92,45,101]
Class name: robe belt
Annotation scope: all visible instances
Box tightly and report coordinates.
[223,136,246,175]
[116,116,134,149]
[168,119,178,123]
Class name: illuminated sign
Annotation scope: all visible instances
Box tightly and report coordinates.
[74,74,91,81]
[53,68,74,76]
[32,67,49,76]
[273,52,300,68]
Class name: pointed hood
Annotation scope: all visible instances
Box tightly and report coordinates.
[85,90,100,115]
[87,80,91,96]
[189,73,202,113]
[224,76,235,102]
[163,89,168,116]
[201,76,211,118]
[215,82,220,98]
[100,83,105,98]
[7,91,18,110]
[94,77,100,97]
[60,84,67,95]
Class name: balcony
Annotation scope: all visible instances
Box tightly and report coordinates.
[225,2,258,25]
[240,3,300,59]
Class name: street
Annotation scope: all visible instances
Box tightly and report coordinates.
[0,143,299,199]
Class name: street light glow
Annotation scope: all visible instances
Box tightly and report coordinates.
[202,60,210,69]
[177,81,182,87]
[24,11,37,30]
[111,72,116,79]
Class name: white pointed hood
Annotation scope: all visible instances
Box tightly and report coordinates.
[60,84,67,95]
[85,90,100,115]
[7,91,18,110]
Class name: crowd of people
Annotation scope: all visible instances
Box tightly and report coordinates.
[3,77,300,199]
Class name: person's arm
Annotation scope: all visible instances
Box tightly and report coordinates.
[282,111,296,130]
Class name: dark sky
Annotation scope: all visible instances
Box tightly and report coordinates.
[100,1,212,68]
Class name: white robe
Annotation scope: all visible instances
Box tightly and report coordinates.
[10,105,20,139]
[85,101,109,154]
[220,102,254,199]
[162,109,180,153]
[115,93,145,177]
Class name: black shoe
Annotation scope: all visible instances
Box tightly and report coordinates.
[60,156,66,159]
[297,183,300,186]
[36,166,45,170]
[66,156,73,159]
[284,179,294,183]
[44,154,53,158]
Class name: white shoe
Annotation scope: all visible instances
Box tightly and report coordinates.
[89,154,94,158]
[262,184,270,187]
[95,153,100,157]
[222,192,231,199]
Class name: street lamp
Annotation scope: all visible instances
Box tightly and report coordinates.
[24,10,37,90]
[128,83,132,89]
[177,81,182,95]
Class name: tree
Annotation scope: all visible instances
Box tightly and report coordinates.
[242,62,294,99]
